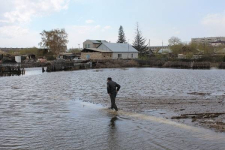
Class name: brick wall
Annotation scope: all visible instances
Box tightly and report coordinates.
[81,52,112,60]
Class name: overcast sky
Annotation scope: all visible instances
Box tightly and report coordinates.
[0,0,225,48]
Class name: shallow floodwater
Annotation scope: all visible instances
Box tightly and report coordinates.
[1,68,225,150]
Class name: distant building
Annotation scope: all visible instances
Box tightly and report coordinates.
[81,41,138,60]
[191,37,225,44]
[83,40,108,49]
[210,41,225,47]
[157,47,172,54]
[58,53,78,60]
[148,46,169,53]
[178,54,186,59]
[15,56,22,63]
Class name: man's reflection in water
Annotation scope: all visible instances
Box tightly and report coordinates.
[110,116,118,128]
[107,116,119,149]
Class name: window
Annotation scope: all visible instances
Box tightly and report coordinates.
[118,54,122,58]
[86,54,90,59]
[85,44,90,48]
[131,54,133,58]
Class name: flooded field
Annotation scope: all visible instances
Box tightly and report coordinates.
[1,68,225,149]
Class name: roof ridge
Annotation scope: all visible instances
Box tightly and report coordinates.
[101,42,113,52]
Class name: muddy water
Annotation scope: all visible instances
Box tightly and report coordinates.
[1,68,225,150]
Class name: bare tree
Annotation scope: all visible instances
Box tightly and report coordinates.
[39,29,68,55]
[168,36,181,46]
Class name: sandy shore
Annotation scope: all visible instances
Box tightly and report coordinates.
[84,93,225,132]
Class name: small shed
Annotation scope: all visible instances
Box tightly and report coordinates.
[58,53,77,60]
[15,56,22,63]
[81,48,112,60]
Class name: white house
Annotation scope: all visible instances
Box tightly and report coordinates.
[81,40,138,60]
[98,42,138,59]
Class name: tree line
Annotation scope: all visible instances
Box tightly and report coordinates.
[38,24,225,59]
[168,36,225,59]
[117,23,148,57]
[38,23,149,57]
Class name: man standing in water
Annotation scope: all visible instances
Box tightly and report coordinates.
[107,77,121,111]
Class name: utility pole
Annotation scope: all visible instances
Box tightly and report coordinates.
[127,39,130,59]
[149,39,151,59]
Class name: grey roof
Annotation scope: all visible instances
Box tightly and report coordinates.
[87,40,108,44]
[100,43,138,53]
[158,48,172,53]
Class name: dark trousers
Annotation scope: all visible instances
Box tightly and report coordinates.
[110,93,118,111]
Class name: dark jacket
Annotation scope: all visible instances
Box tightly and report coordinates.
[107,81,121,94]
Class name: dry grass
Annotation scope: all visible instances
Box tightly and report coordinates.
[95,59,139,68]
[163,61,192,68]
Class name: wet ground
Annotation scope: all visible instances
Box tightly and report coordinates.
[1,68,225,149]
